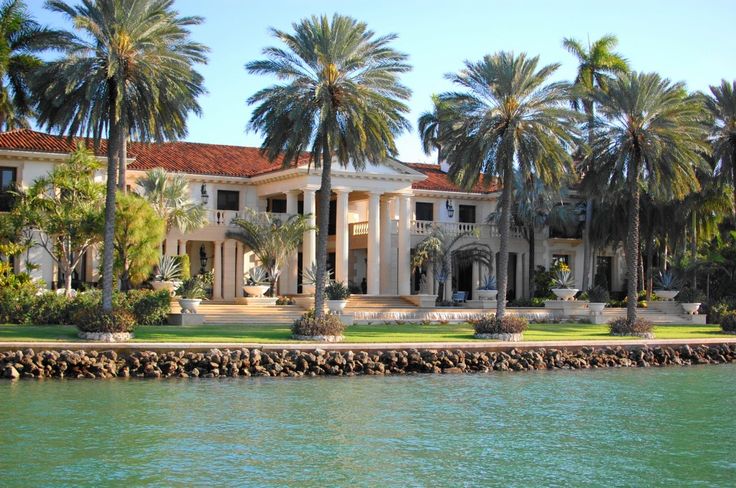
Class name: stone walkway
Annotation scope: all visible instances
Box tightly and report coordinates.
[1,337,735,352]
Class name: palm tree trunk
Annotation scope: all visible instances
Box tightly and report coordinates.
[101,91,120,312]
[313,142,332,319]
[496,162,513,319]
[528,227,536,298]
[625,163,640,324]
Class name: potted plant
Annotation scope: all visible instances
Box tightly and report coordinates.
[551,269,579,301]
[476,275,498,301]
[176,275,208,314]
[677,287,704,315]
[325,280,351,313]
[654,270,681,301]
[151,255,181,295]
[243,266,271,297]
[587,285,610,314]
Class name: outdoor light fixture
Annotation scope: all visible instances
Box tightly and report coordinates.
[446,199,455,218]
[199,244,208,273]
[200,184,209,205]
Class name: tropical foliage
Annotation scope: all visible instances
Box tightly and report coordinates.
[246,14,411,318]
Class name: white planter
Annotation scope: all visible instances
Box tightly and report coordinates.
[476,289,498,301]
[178,298,202,314]
[152,280,176,295]
[243,285,270,298]
[680,302,701,315]
[326,299,348,313]
[552,288,579,301]
[655,289,679,301]
[588,302,606,314]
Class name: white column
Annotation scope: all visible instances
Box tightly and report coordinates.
[213,240,223,300]
[367,191,382,295]
[222,240,236,300]
[380,195,393,294]
[398,194,411,296]
[235,242,244,298]
[334,189,350,284]
[285,190,299,294]
[302,188,317,294]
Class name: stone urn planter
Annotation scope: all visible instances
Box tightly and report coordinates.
[178,298,202,314]
[476,289,498,301]
[326,299,348,313]
[152,280,177,295]
[654,290,679,301]
[588,302,606,314]
[552,288,579,301]
[681,302,701,315]
[243,285,270,298]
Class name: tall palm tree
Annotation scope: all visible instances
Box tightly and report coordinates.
[137,167,207,236]
[705,80,736,216]
[0,0,67,129]
[434,51,579,317]
[246,14,411,318]
[33,0,207,312]
[586,72,709,323]
[562,35,629,291]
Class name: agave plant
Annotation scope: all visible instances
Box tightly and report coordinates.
[553,270,576,289]
[479,275,497,291]
[155,255,181,282]
[246,266,270,286]
[301,262,333,287]
[654,270,682,291]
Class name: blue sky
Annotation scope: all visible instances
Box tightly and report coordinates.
[28,0,736,163]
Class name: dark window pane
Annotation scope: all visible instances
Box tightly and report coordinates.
[217,190,239,211]
[415,202,433,221]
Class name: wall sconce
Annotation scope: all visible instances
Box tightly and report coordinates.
[445,199,455,218]
[200,184,209,205]
[199,244,208,273]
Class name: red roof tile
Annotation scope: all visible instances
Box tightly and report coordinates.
[407,163,499,194]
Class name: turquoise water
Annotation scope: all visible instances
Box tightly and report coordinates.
[1,366,735,487]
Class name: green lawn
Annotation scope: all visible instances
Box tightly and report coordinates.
[0,322,726,344]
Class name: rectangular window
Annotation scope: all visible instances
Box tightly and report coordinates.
[268,198,287,213]
[458,204,476,223]
[0,167,17,212]
[415,202,434,221]
[217,190,239,211]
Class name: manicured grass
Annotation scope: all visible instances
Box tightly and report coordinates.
[0,322,726,344]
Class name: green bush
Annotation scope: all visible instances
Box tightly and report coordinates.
[292,308,344,337]
[719,311,736,333]
[609,317,653,336]
[126,289,171,325]
[472,315,528,335]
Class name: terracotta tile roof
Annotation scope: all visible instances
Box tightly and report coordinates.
[0,129,110,156]
[0,129,310,178]
[407,163,500,194]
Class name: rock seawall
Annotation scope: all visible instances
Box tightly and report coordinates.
[2,344,735,380]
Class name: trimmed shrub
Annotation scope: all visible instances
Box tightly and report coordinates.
[126,289,171,325]
[719,311,736,333]
[609,317,654,336]
[292,309,345,337]
[472,315,528,335]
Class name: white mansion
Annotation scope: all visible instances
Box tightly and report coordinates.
[0,129,626,301]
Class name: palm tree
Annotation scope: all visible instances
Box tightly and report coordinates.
[489,173,579,297]
[586,72,709,324]
[0,0,67,129]
[137,167,207,237]
[562,35,629,291]
[434,51,579,317]
[34,0,207,312]
[246,14,411,318]
[227,209,314,296]
[705,80,736,217]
